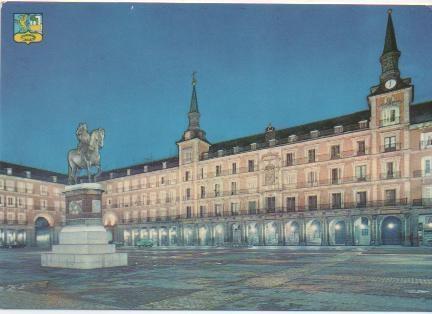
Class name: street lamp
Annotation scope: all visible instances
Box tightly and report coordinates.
[387,223,395,229]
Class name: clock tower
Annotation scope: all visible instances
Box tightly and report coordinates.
[368,9,413,130]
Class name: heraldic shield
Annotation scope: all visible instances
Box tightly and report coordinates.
[14,13,43,44]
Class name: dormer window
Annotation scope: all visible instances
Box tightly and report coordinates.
[288,135,297,143]
[334,125,343,134]
[217,149,224,157]
[359,120,368,129]
[233,146,239,154]
[126,169,131,176]
[143,165,148,173]
[251,143,257,150]
[162,162,167,169]
[25,171,31,179]
[52,176,57,183]
[310,130,319,138]
[269,139,276,146]
[109,172,114,179]
[6,168,12,175]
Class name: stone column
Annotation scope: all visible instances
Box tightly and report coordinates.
[300,218,307,246]
[321,218,329,246]
[210,223,215,246]
[281,221,286,246]
[411,213,419,247]
[371,215,378,245]
[346,216,354,246]
[258,222,264,246]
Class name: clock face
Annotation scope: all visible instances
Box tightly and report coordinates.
[385,79,397,90]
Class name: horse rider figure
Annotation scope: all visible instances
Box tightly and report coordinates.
[76,123,91,162]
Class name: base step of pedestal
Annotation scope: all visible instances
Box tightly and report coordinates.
[41,252,128,269]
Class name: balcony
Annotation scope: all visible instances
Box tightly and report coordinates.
[379,117,400,128]
[381,143,401,153]
[380,171,402,180]
[420,140,432,149]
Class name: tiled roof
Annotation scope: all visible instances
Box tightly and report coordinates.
[0,161,68,183]
[209,109,370,153]
[410,101,432,124]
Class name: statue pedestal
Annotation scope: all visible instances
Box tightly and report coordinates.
[41,183,127,269]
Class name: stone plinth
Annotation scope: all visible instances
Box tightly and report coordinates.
[41,183,128,269]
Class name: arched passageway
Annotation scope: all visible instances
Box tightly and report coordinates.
[354,217,370,245]
[381,216,402,245]
[247,223,259,245]
[285,221,300,245]
[306,220,322,245]
[35,217,51,247]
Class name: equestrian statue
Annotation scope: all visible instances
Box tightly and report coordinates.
[68,123,105,184]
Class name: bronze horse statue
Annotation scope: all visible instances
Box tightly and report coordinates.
[68,124,105,184]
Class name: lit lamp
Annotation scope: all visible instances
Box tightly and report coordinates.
[335,224,341,231]
[387,223,395,229]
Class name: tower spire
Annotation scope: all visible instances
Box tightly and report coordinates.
[181,72,207,142]
[379,9,401,84]
[382,9,399,55]
[189,71,199,114]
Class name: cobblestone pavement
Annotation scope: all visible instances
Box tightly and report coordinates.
[1,246,432,310]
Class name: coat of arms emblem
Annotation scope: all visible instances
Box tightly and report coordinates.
[14,13,43,44]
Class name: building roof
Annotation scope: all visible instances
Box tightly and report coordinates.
[0,161,68,183]
[410,101,432,124]
[209,109,371,153]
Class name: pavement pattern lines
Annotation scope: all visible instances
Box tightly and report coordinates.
[0,246,432,310]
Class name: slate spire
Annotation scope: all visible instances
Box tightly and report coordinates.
[189,71,199,114]
[382,9,399,55]
[379,9,401,83]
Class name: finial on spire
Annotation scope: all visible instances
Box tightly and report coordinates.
[192,71,197,86]
[387,8,392,15]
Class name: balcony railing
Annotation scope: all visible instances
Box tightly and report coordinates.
[113,199,413,225]
[420,140,432,149]
[381,143,402,153]
[379,117,400,127]
[380,171,402,180]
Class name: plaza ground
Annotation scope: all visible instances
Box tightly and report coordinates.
[1,246,432,311]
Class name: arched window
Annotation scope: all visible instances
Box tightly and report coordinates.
[381,106,400,126]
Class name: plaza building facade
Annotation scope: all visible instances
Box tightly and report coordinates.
[1,11,431,248]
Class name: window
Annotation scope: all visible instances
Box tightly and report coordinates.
[331,145,340,159]
[286,197,296,212]
[308,171,317,186]
[381,106,400,126]
[231,182,237,195]
[232,163,237,174]
[386,162,394,179]
[186,188,191,200]
[356,165,367,181]
[424,159,432,176]
[248,201,257,214]
[200,186,205,198]
[266,196,276,213]
[420,133,432,149]
[215,204,222,216]
[7,197,15,207]
[40,199,47,210]
[186,206,192,218]
[183,148,192,163]
[161,177,165,185]
[332,193,342,209]
[357,141,366,155]
[248,160,255,172]
[40,185,48,196]
[331,168,340,184]
[384,136,397,152]
[216,165,222,176]
[199,206,206,218]
[230,203,239,216]
[286,153,294,166]
[308,149,316,163]
[185,171,190,182]
[214,184,220,197]
[385,189,396,206]
[308,195,318,210]
[200,168,204,179]
[356,192,367,207]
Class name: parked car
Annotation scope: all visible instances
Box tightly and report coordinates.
[136,239,153,248]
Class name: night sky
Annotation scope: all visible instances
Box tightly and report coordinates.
[1,3,431,173]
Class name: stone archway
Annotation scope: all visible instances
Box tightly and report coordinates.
[306,220,322,245]
[159,227,169,246]
[183,226,194,246]
[329,219,347,245]
[247,222,259,245]
[214,224,225,246]
[381,216,402,245]
[34,216,52,247]
[231,224,241,244]
[169,227,177,245]
[354,217,370,245]
[285,221,300,245]
[199,225,210,246]
[265,221,278,245]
